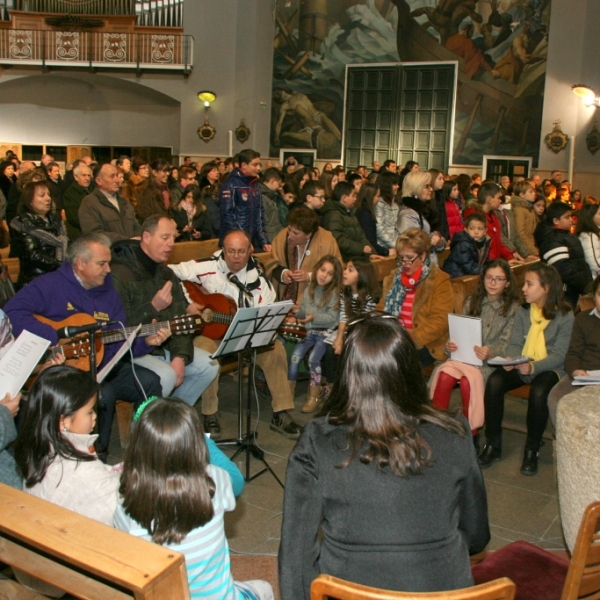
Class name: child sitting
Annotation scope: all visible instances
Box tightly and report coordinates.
[287,255,342,413]
[534,201,592,308]
[116,398,273,600]
[442,213,491,278]
[15,366,119,525]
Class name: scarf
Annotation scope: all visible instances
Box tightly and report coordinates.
[384,258,430,316]
[522,304,549,361]
[12,216,68,262]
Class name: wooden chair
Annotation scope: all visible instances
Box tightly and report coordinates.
[0,483,190,600]
[310,574,516,600]
[472,500,600,600]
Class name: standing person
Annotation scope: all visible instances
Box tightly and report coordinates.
[430,260,519,447]
[10,180,66,288]
[576,202,600,278]
[397,171,446,264]
[279,315,489,599]
[169,166,198,208]
[136,159,172,223]
[534,202,592,308]
[171,185,213,241]
[78,163,142,243]
[219,149,271,251]
[382,228,453,367]
[318,171,338,201]
[511,180,540,258]
[169,230,302,439]
[110,216,219,409]
[115,398,274,600]
[286,255,342,413]
[63,162,94,241]
[478,263,574,476]
[374,171,400,251]
[443,180,464,240]
[121,156,149,211]
[429,168,449,241]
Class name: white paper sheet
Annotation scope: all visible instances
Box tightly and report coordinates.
[96,325,141,383]
[573,370,600,385]
[448,314,482,367]
[0,330,50,397]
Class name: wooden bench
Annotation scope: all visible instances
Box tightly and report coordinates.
[0,483,190,600]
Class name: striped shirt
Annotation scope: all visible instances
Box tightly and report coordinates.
[115,465,257,600]
[399,288,417,329]
[339,292,377,323]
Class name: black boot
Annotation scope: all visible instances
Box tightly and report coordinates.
[472,433,480,455]
[478,444,501,468]
[520,448,539,476]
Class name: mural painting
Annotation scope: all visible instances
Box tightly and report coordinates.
[270,0,551,166]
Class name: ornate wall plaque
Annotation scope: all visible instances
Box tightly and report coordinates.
[586,120,600,155]
[235,120,251,144]
[197,118,216,143]
[544,119,569,154]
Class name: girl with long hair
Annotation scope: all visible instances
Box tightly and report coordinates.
[576,201,600,278]
[287,255,342,413]
[443,179,464,240]
[280,314,489,598]
[318,171,338,200]
[374,171,401,250]
[355,183,394,257]
[15,366,119,525]
[430,260,519,447]
[116,398,273,600]
[172,184,213,241]
[478,263,574,475]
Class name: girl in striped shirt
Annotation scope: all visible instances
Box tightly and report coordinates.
[115,398,273,600]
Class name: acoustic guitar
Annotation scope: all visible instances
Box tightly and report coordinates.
[183,281,237,340]
[34,312,209,371]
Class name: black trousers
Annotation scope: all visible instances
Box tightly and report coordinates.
[483,367,559,451]
[97,360,162,453]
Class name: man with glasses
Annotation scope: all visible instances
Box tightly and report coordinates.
[170,166,198,207]
[170,229,302,439]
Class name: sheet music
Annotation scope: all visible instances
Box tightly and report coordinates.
[573,370,600,385]
[96,325,141,383]
[448,314,482,367]
[0,330,50,397]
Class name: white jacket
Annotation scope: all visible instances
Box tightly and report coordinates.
[579,231,600,278]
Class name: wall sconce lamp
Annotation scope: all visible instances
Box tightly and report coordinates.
[197,90,217,143]
[572,84,600,107]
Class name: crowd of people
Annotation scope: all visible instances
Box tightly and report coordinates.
[0,147,598,599]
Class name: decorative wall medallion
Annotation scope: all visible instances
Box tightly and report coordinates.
[9,30,32,59]
[235,120,251,144]
[197,118,216,143]
[586,120,600,155]
[544,119,569,154]
[103,33,126,62]
[56,31,79,60]
[151,35,174,63]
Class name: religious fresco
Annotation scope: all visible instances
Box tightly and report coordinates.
[270,0,551,166]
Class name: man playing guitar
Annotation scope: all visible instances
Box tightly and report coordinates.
[5,233,167,459]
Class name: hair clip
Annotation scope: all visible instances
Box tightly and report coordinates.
[133,396,159,422]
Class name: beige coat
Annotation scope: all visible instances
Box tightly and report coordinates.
[511,195,539,257]
[265,226,342,301]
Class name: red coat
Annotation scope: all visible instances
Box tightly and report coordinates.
[463,205,513,261]
[445,199,463,240]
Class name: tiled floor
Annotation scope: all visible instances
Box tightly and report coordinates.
[108,370,567,558]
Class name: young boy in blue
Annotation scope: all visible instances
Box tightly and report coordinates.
[443,213,491,278]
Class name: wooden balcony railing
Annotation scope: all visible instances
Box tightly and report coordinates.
[0,28,192,73]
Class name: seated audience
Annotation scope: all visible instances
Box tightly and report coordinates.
[534,201,592,308]
[15,366,119,525]
[171,184,212,241]
[382,228,453,367]
[511,179,540,258]
[6,161,38,227]
[287,255,342,413]
[115,398,273,599]
[442,213,491,278]
[10,180,66,288]
[321,180,376,262]
[266,205,341,304]
[121,156,149,210]
[136,159,172,223]
[478,263,574,476]
[279,314,490,598]
[576,202,600,278]
[548,274,600,427]
[397,171,446,263]
[79,163,142,242]
[431,260,519,447]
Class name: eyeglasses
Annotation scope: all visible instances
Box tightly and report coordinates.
[484,275,507,284]
[225,248,249,256]
[423,184,433,189]
[313,195,325,200]
[396,255,420,265]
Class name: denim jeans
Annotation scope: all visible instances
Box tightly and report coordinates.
[288,330,328,387]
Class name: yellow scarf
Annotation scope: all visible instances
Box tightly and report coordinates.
[522,304,549,361]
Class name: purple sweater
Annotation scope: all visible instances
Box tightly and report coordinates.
[4,262,152,366]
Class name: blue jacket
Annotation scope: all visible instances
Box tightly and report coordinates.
[219,168,269,248]
[442,231,491,279]
[4,261,152,366]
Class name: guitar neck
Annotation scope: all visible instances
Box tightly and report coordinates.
[210,312,233,325]
[99,321,169,345]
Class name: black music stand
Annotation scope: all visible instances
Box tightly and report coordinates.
[212,301,292,487]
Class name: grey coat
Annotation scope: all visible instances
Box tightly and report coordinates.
[0,405,20,489]
[279,416,490,599]
[296,285,340,331]
[505,306,574,383]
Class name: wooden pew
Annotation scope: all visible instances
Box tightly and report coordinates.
[168,239,220,264]
[0,483,190,600]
